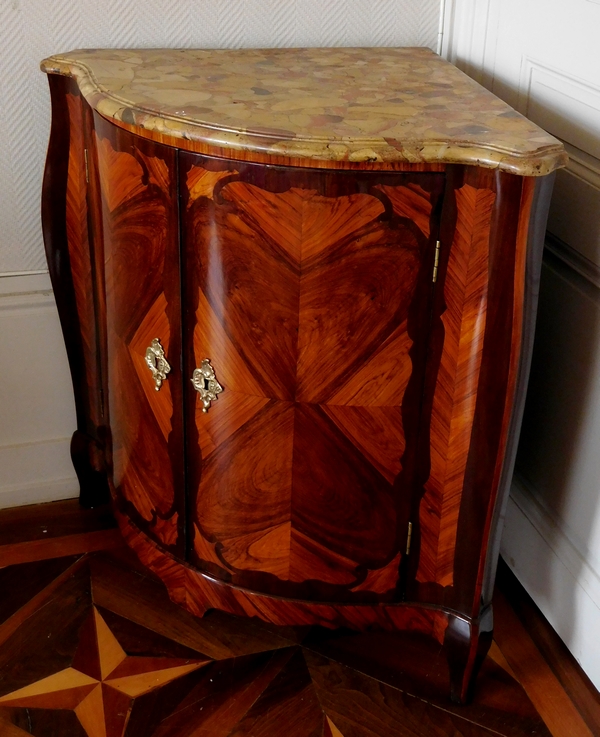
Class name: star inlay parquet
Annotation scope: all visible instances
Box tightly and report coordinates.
[0,548,559,736]
[0,606,208,737]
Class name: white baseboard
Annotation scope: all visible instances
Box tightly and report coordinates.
[502,477,600,691]
[0,480,78,510]
[0,437,79,509]
[0,271,52,295]
[0,272,79,509]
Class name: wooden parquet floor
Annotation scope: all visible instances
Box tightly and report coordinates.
[0,501,598,737]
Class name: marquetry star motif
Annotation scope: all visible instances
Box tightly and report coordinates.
[0,606,209,737]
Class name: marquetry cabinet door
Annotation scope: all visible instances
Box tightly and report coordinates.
[93,117,186,556]
[180,153,446,602]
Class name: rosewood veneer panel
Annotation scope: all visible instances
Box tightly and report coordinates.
[43,77,109,507]
[94,117,185,556]
[181,155,445,601]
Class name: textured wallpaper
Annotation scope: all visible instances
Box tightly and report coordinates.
[0,0,441,273]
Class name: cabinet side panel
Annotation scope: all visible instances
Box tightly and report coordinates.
[42,75,108,506]
[416,183,496,587]
[452,171,531,616]
[93,115,184,555]
[63,92,101,432]
[479,175,554,606]
[416,169,533,615]
[407,167,536,619]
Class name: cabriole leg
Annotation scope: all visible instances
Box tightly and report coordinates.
[444,607,493,704]
[71,430,110,509]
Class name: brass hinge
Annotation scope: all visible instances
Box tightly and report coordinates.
[432,240,441,283]
[84,148,89,184]
[405,521,413,555]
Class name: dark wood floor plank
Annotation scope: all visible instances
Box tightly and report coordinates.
[303,628,549,737]
[0,556,88,650]
[497,558,600,736]
[305,651,505,737]
[0,529,124,567]
[121,665,210,737]
[0,564,92,698]
[0,500,116,546]
[150,650,294,737]
[96,606,209,661]
[229,649,324,737]
[89,554,298,661]
[0,711,32,736]
[0,556,82,625]
[492,586,594,737]
[26,708,88,737]
[0,497,595,737]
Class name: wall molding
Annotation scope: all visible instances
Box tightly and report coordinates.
[518,57,600,160]
[0,271,52,296]
[546,142,600,274]
[438,0,455,58]
[441,0,497,89]
[503,476,600,690]
[0,289,56,315]
[442,0,489,70]
[509,474,600,604]
[519,56,600,115]
[545,233,600,290]
[563,143,600,191]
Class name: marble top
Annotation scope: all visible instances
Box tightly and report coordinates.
[41,47,566,175]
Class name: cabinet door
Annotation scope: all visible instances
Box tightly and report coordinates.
[180,153,444,601]
[93,116,185,555]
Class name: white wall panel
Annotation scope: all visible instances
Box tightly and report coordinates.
[509,252,600,691]
[0,0,441,275]
[518,53,600,269]
[502,483,600,690]
[0,273,78,507]
[520,60,600,161]
[0,440,79,509]
[548,153,600,269]
[517,256,600,580]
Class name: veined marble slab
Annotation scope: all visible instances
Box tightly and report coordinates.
[41,47,567,175]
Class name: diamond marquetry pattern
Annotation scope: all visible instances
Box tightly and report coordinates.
[96,130,181,550]
[186,168,443,595]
